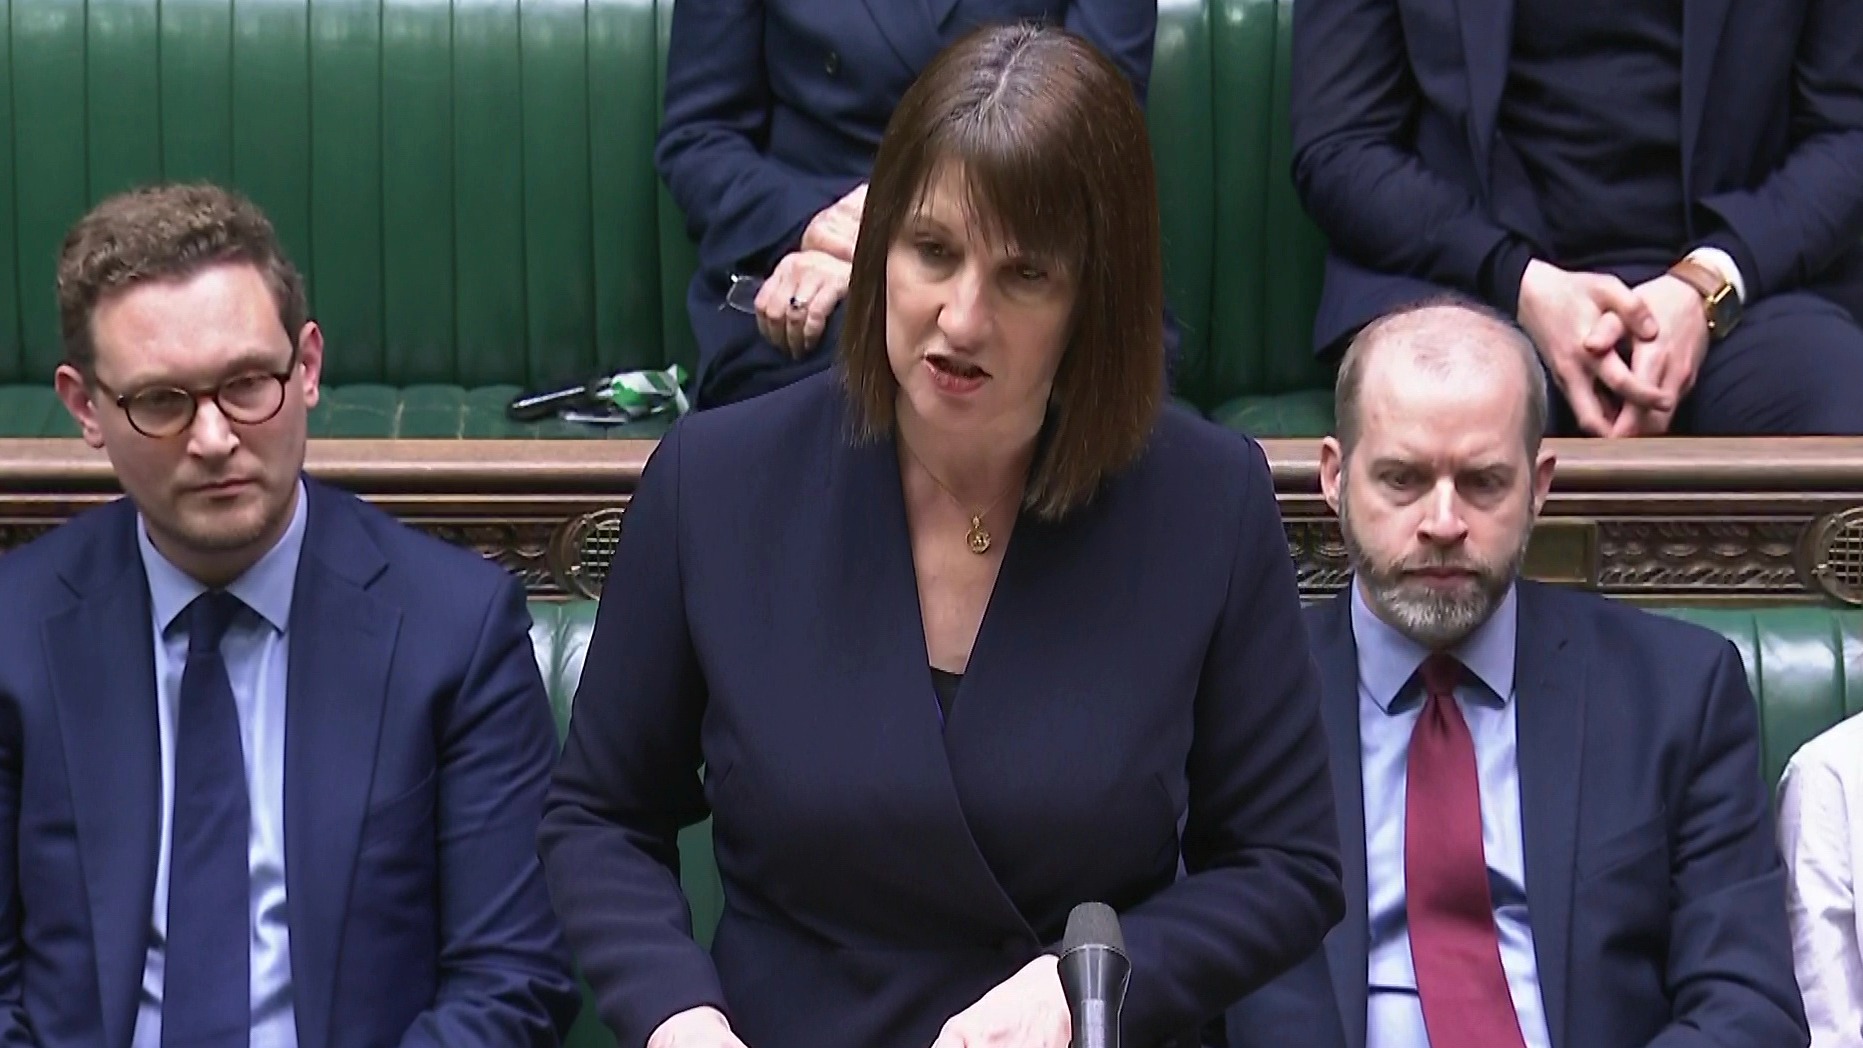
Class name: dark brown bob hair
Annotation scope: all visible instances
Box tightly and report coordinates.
[839,22,1165,520]
[57,182,307,377]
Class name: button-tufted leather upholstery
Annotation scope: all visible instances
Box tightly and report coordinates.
[2,0,676,439]
[1,0,1345,438]
[10,0,1863,437]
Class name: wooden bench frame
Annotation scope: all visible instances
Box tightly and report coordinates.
[5,437,1863,606]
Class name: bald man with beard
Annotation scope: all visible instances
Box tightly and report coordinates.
[1226,298,1806,1048]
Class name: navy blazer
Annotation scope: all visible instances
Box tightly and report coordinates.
[1290,0,1863,352]
[655,0,1159,399]
[541,372,1344,1048]
[0,479,577,1048]
[1226,582,1809,1048]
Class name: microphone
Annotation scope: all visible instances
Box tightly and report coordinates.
[1058,902,1130,1048]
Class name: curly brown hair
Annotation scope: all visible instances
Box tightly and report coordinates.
[57,182,307,376]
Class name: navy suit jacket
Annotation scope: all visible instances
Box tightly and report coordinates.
[540,372,1344,1048]
[1226,582,1808,1048]
[0,479,577,1048]
[1290,0,1863,352]
[654,0,1162,397]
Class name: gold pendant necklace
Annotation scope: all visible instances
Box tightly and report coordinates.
[900,437,1022,555]
[965,514,992,555]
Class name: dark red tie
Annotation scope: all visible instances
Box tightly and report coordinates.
[1404,653,1527,1048]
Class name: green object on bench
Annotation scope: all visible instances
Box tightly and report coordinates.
[2,0,1345,439]
[524,597,1863,1044]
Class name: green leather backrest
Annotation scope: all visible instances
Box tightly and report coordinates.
[1,0,666,390]
[6,0,1334,410]
[1196,0,1332,407]
[1655,607,1863,787]
[1152,0,1218,393]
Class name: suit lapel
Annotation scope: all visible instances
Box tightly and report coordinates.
[282,482,398,1048]
[832,430,1036,941]
[1513,583,1583,1048]
[1455,0,1515,178]
[45,502,161,1048]
[1679,0,1734,202]
[1313,593,1370,1048]
[859,0,946,81]
[922,0,961,36]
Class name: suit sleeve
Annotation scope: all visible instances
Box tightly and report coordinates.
[398,576,581,1048]
[1116,439,1346,1042]
[1777,750,1863,1048]
[1643,643,1810,1048]
[1694,0,1863,303]
[1064,0,1157,105]
[538,426,725,1048]
[1224,950,1348,1048]
[654,0,862,279]
[0,697,40,1045]
[1288,0,1526,305]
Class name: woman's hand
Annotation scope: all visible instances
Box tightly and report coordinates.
[801,183,868,262]
[753,250,852,357]
[647,1007,749,1048]
[930,955,1071,1048]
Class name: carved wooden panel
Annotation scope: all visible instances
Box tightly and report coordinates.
[5,436,1862,606]
[1594,519,1803,594]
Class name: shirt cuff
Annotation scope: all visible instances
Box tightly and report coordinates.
[1686,246,1748,304]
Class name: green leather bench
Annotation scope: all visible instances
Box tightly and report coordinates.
[525,598,1863,1045]
[0,0,1337,439]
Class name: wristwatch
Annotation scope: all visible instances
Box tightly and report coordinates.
[1667,258,1743,340]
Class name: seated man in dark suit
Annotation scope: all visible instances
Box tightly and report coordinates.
[1290,0,1863,436]
[1227,298,1808,1048]
[0,183,577,1047]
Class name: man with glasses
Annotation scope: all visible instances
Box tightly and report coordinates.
[0,183,577,1047]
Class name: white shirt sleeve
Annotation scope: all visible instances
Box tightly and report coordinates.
[1779,735,1863,1048]
[1686,246,1749,304]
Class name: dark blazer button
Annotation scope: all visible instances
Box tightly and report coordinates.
[824,50,840,75]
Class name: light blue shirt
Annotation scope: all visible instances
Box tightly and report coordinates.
[132,482,306,1048]
[1351,583,1552,1048]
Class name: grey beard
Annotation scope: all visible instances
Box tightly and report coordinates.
[1339,487,1529,649]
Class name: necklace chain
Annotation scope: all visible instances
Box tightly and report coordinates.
[899,437,1022,555]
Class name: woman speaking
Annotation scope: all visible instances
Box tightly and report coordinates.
[542,25,1343,1048]
[657,0,1159,407]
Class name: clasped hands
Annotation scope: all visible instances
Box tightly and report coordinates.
[753,183,868,357]
[646,955,1071,1048]
[1516,258,1712,437]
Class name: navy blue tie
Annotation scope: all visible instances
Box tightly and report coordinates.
[163,590,250,1048]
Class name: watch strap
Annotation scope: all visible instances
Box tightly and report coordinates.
[1668,258,1728,301]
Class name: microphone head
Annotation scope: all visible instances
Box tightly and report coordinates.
[1062,901,1125,956]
